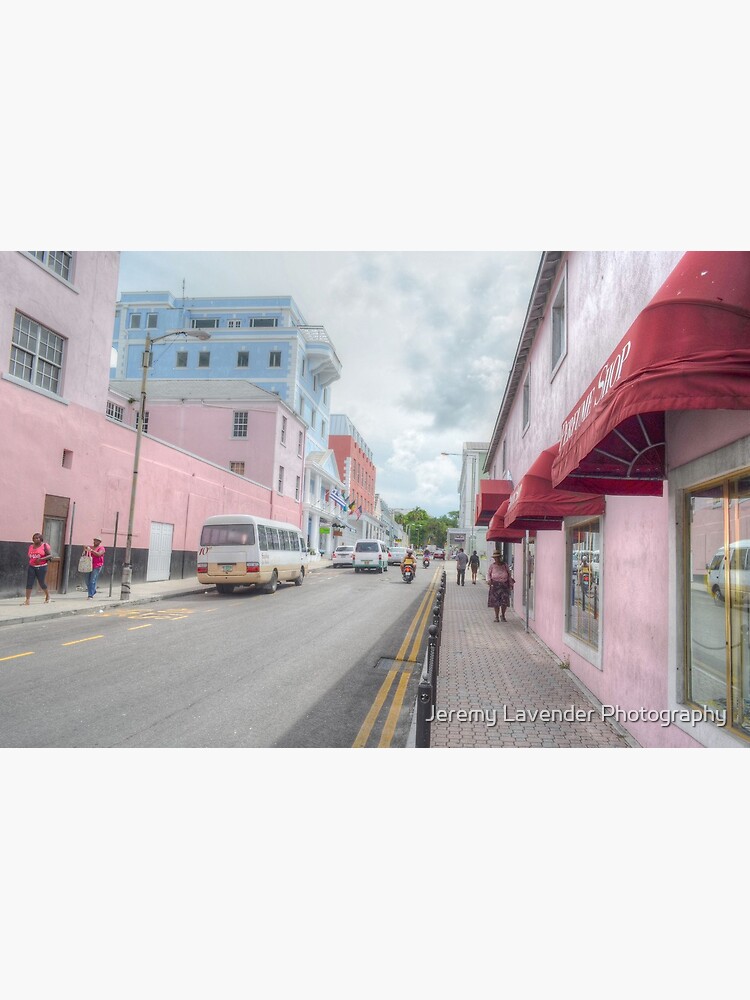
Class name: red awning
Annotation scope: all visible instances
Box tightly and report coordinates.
[505,444,605,530]
[475,479,513,526]
[551,251,750,495]
[486,500,529,542]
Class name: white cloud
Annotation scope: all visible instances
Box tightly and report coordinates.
[116,251,541,515]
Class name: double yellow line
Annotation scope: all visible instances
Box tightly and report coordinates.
[353,569,441,748]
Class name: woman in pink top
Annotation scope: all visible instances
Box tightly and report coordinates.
[23,532,52,605]
[486,550,515,623]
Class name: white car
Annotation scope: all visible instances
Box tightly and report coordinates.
[353,539,389,573]
[388,546,408,566]
[331,545,355,568]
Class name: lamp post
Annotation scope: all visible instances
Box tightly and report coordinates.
[119,329,210,600]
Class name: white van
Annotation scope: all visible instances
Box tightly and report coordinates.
[353,539,389,573]
[197,514,307,594]
[706,539,750,604]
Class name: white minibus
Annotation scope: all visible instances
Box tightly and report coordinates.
[197,514,308,595]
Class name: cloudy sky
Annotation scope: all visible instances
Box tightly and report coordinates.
[116,251,541,516]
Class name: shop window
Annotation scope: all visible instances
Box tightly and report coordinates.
[566,520,601,650]
[686,474,750,740]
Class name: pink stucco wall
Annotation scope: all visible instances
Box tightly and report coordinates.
[127,399,307,509]
[0,377,300,561]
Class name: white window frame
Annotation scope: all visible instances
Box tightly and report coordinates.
[295,476,301,501]
[129,313,142,329]
[522,369,531,432]
[278,466,285,493]
[233,411,249,438]
[106,401,124,422]
[269,350,282,368]
[191,318,219,329]
[198,351,211,368]
[281,415,287,445]
[10,311,65,395]
[147,313,159,330]
[29,251,73,282]
[175,351,188,368]
[551,267,567,378]
[237,350,249,368]
[228,320,241,329]
[230,461,245,475]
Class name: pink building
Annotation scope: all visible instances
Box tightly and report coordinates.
[0,252,303,597]
[484,251,750,748]
[108,378,306,526]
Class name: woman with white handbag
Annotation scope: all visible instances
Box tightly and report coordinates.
[80,537,106,599]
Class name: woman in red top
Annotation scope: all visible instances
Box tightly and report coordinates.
[83,537,106,599]
[24,532,52,605]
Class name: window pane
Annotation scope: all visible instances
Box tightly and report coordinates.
[686,486,728,715]
[728,476,750,734]
[237,351,249,367]
[567,520,601,648]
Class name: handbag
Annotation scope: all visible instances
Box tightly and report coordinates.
[78,553,93,574]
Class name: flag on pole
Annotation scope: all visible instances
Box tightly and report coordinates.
[348,500,356,511]
[356,505,363,520]
[330,488,348,511]
[325,489,330,503]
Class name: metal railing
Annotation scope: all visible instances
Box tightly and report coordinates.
[415,570,447,748]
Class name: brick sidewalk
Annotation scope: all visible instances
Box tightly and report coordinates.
[429,576,634,748]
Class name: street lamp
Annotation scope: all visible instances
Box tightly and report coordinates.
[119,329,211,600]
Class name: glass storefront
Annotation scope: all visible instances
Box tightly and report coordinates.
[566,519,601,649]
[686,473,750,740]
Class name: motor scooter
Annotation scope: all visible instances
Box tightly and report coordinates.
[402,562,415,584]
[423,554,430,569]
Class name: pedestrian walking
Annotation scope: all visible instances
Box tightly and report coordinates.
[83,537,106,599]
[22,531,56,605]
[487,551,514,622]
[456,547,469,586]
[468,550,480,584]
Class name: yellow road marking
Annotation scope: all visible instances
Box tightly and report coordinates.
[353,668,398,748]
[0,652,34,662]
[61,635,104,646]
[394,571,440,662]
[127,624,152,630]
[378,669,412,748]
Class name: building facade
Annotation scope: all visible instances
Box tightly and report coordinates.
[482,250,750,748]
[0,252,311,597]
[113,290,344,550]
[108,379,307,527]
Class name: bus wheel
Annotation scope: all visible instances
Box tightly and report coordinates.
[216,584,235,595]
[294,567,305,586]
[266,570,279,594]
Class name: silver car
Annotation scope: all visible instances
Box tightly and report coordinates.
[332,545,355,568]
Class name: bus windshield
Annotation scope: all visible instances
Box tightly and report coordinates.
[200,524,256,546]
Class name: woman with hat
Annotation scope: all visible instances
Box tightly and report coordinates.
[84,537,106,599]
[486,550,514,622]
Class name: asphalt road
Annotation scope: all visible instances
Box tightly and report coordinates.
[0,561,444,747]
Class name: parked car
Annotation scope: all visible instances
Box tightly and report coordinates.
[388,546,407,566]
[353,539,389,573]
[706,539,750,603]
[332,545,355,568]
[433,548,445,560]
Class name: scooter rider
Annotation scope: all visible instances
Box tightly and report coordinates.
[423,549,430,568]
[401,548,417,576]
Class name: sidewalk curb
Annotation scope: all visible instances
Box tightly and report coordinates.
[0,561,332,629]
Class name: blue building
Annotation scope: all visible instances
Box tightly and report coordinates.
[112,291,342,456]
[112,289,349,554]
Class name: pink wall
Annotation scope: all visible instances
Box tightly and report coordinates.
[130,399,307,507]
[0,377,301,561]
